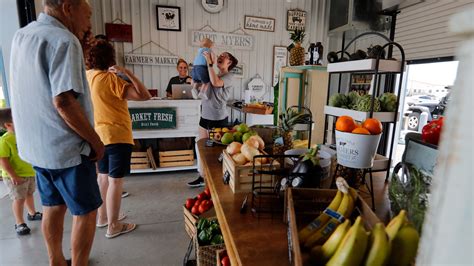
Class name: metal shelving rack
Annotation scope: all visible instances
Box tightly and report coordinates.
[323,32,406,208]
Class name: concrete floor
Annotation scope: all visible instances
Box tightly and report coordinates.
[0,171,199,266]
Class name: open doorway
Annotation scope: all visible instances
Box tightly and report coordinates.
[393,60,459,166]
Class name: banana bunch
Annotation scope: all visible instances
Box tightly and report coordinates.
[309,209,419,266]
[298,178,357,248]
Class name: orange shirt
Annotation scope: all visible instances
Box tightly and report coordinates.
[86,70,134,145]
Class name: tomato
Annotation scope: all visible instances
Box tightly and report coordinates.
[194,199,202,207]
[204,187,211,197]
[191,205,200,215]
[197,192,208,201]
[221,256,230,266]
[185,198,196,210]
[199,200,211,213]
[422,117,443,145]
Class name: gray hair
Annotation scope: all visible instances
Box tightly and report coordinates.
[43,0,81,8]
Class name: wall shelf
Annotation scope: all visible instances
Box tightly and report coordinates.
[327,59,403,74]
[324,106,398,123]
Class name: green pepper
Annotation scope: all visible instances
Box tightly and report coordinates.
[197,219,209,231]
[208,223,220,235]
[210,234,224,245]
[198,229,211,245]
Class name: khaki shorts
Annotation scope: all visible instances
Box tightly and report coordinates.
[3,177,36,200]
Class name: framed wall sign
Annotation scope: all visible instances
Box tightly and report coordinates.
[105,23,133,42]
[287,9,306,31]
[229,64,245,78]
[272,46,288,86]
[156,5,181,31]
[202,0,224,13]
[244,16,275,32]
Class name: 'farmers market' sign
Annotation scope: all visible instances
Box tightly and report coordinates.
[129,107,176,129]
[124,53,179,66]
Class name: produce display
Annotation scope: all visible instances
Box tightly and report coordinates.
[210,123,263,145]
[421,117,444,145]
[281,148,324,189]
[226,134,266,166]
[329,92,397,112]
[297,178,420,266]
[197,218,225,246]
[335,116,383,135]
[184,187,213,216]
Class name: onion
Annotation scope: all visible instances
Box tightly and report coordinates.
[226,142,242,155]
[248,135,265,150]
[245,138,259,149]
[241,143,260,161]
[232,153,247,165]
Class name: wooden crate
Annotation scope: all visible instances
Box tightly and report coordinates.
[222,150,279,193]
[183,205,216,239]
[243,105,273,114]
[159,149,194,168]
[285,188,380,266]
[130,152,149,170]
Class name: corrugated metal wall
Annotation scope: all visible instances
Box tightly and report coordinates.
[90,0,315,100]
[393,0,474,61]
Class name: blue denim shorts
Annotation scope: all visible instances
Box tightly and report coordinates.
[34,156,102,216]
[191,65,210,83]
[97,143,133,178]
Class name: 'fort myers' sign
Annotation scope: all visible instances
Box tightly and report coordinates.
[129,108,176,129]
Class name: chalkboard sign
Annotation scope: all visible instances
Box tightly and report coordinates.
[129,107,176,129]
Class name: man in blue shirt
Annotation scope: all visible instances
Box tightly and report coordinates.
[10,0,104,265]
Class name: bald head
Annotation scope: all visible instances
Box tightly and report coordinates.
[43,0,92,42]
[43,0,81,9]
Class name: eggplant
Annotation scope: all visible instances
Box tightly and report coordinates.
[290,148,324,188]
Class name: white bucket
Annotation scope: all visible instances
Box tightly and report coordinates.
[335,130,382,169]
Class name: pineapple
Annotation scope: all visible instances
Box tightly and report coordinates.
[289,30,306,66]
[279,108,312,152]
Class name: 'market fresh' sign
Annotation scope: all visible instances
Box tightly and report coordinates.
[129,107,177,129]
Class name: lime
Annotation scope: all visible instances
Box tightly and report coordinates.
[221,133,234,145]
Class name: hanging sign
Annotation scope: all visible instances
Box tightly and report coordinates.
[129,107,177,129]
[244,16,275,32]
[191,30,254,50]
[124,54,179,66]
[287,9,306,31]
[105,23,133,42]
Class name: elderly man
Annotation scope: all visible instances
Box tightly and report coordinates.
[9,0,104,265]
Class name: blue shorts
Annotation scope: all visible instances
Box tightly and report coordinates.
[97,144,133,178]
[191,65,210,83]
[34,156,102,216]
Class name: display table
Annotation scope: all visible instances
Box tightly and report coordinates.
[128,99,201,174]
[197,139,289,266]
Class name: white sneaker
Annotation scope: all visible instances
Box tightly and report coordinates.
[191,88,199,99]
[198,90,208,99]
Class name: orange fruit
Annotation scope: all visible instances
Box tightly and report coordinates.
[352,127,371,135]
[336,116,356,132]
[354,122,362,128]
[362,118,383,135]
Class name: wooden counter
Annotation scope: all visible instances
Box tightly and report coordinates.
[197,140,289,266]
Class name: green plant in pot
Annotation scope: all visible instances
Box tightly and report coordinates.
[279,108,312,151]
[289,29,306,66]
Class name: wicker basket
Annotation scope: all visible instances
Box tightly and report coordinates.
[194,236,225,266]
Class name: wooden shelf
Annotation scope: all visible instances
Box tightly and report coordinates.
[327,59,403,74]
[324,106,398,122]
[130,161,198,174]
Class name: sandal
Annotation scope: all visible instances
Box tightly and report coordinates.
[105,223,137,239]
[27,212,43,221]
[96,213,127,228]
[15,223,31,235]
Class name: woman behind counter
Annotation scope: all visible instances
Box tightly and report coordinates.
[166,59,192,97]
[86,40,151,238]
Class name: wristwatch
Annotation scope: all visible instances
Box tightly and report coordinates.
[208,63,213,67]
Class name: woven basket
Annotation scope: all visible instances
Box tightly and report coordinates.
[194,236,225,266]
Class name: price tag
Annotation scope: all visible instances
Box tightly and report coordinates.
[218,152,224,163]
[223,170,230,184]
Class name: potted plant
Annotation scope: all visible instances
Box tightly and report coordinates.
[289,29,306,66]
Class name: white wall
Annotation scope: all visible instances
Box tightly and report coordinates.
[90,0,316,100]
[0,0,21,81]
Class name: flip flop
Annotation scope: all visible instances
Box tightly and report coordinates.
[105,223,137,239]
[96,213,127,228]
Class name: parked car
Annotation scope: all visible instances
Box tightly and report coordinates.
[405,95,439,106]
[404,93,450,130]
